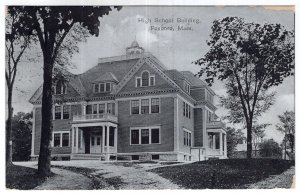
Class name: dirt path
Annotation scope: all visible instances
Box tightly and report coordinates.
[247,166,295,189]
[35,168,93,190]
[15,161,181,189]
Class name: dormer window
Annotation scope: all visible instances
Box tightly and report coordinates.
[54,80,66,95]
[184,81,190,94]
[136,71,155,87]
[142,71,149,86]
[93,82,112,93]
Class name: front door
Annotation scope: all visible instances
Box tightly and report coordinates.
[90,135,101,154]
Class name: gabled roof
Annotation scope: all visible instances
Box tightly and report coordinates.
[79,58,139,95]
[29,44,215,104]
[92,72,119,83]
[181,71,206,86]
[164,69,185,81]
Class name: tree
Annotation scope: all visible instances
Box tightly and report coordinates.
[5,8,34,166]
[259,139,282,158]
[225,127,245,158]
[195,17,294,158]
[276,111,295,160]
[252,123,269,156]
[11,112,33,161]
[9,6,121,177]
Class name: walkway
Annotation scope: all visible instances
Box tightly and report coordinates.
[15,161,181,189]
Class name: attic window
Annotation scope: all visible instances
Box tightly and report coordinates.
[55,80,66,94]
[142,71,149,86]
[136,71,155,87]
[184,81,190,94]
[93,82,112,93]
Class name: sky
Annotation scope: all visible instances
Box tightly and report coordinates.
[9,6,294,143]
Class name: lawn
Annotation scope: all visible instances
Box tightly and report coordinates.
[6,164,51,190]
[150,159,295,189]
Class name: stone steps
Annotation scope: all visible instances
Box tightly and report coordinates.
[71,154,105,160]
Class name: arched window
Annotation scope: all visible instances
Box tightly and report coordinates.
[142,71,149,86]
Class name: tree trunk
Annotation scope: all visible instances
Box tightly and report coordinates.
[246,122,252,159]
[37,54,54,177]
[284,133,287,160]
[6,85,13,166]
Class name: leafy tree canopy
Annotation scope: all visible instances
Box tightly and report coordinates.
[195,17,294,158]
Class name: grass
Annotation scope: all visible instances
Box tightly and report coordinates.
[6,164,51,190]
[150,159,295,189]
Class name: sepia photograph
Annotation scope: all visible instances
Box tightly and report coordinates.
[3,2,296,191]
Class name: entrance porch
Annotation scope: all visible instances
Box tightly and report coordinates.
[206,128,227,159]
[71,123,117,160]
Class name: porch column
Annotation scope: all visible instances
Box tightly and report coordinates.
[224,134,227,158]
[82,102,87,115]
[114,126,117,152]
[75,127,79,153]
[101,125,105,153]
[212,134,216,149]
[71,127,75,153]
[219,132,223,156]
[107,125,110,151]
[106,125,110,161]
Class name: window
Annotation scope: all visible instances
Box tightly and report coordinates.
[130,127,160,145]
[142,71,149,86]
[141,99,149,114]
[63,105,70,119]
[136,72,155,87]
[184,81,190,94]
[131,130,139,144]
[150,76,155,86]
[151,128,160,144]
[100,83,105,92]
[107,103,115,115]
[55,106,61,119]
[132,155,139,160]
[207,111,213,122]
[99,104,105,114]
[131,98,160,115]
[54,133,61,147]
[183,101,191,119]
[53,132,70,147]
[106,83,111,92]
[141,129,149,144]
[62,133,70,147]
[92,104,98,114]
[151,98,159,113]
[131,100,139,114]
[55,80,66,95]
[136,78,141,87]
[184,130,192,147]
[152,155,159,160]
[94,84,99,93]
[86,105,92,115]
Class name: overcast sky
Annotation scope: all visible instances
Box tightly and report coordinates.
[10,6,294,143]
